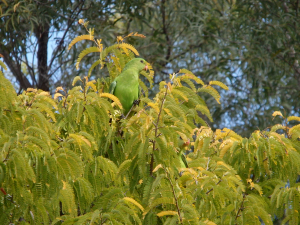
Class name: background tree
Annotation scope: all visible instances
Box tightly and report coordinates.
[0,0,114,92]
[1,0,300,136]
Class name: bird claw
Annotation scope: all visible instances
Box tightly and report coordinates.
[133,99,140,106]
[122,100,140,120]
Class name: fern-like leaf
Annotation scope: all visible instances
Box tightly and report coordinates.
[68,34,94,50]
[88,60,101,77]
[209,80,229,90]
[179,69,204,85]
[123,197,144,212]
[59,181,77,217]
[272,111,283,118]
[119,43,139,56]
[198,86,221,104]
[157,210,178,217]
[99,93,123,109]
[76,47,101,69]
[287,116,300,122]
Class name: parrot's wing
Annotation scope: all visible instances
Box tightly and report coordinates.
[109,80,117,94]
[181,153,188,168]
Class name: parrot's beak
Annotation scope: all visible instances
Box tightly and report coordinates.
[183,139,190,147]
[144,64,149,71]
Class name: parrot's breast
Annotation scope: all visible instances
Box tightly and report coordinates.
[114,79,139,115]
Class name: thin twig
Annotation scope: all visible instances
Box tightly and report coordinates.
[206,179,222,195]
[206,157,210,170]
[48,59,72,77]
[150,86,169,175]
[163,167,183,224]
[48,0,85,72]
[2,147,11,163]
[235,192,246,223]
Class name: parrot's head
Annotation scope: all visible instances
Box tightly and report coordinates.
[178,137,190,149]
[124,58,149,72]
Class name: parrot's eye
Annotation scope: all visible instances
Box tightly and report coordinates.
[140,60,144,63]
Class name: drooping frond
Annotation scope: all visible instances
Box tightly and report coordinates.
[72,76,82,86]
[179,68,204,85]
[157,210,178,217]
[99,93,123,109]
[76,47,101,69]
[287,116,300,122]
[88,60,101,77]
[209,80,229,90]
[118,32,146,43]
[272,111,283,118]
[68,34,94,50]
[198,85,221,104]
[270,124,285,132]
[118,43,139,56]
[100,43,139,66]
[123,197,144,212]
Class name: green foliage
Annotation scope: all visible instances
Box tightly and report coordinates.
[1,31,300,225]
[0,61,17,108]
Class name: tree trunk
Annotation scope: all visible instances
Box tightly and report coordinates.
[36,24,50,91]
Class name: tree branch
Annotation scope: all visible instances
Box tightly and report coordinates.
[48,0,85,72]
[22,44,37,86]
[235,192,246,223]
[206,179,222,195]
[48,59,72,78]
[161,0,172,63]
[0,45,33,91]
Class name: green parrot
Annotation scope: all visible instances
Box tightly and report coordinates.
[109,58,148,117]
